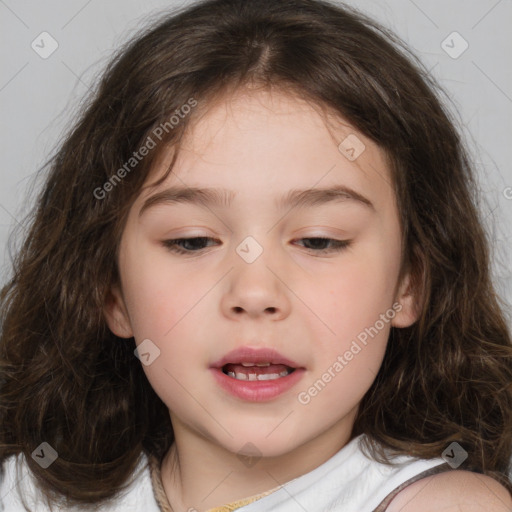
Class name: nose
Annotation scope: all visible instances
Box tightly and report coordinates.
[220,244,292,321]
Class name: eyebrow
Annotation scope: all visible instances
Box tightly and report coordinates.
[138,185,374,218]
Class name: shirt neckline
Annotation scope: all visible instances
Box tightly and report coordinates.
[147,451,281,511]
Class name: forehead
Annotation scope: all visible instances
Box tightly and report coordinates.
[140,88,395,213]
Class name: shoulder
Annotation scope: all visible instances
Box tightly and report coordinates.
[0,451,161,511]
[386,470,512,512]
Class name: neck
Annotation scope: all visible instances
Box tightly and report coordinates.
[160,415,356,512]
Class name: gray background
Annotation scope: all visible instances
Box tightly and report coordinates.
[0,0,511,322]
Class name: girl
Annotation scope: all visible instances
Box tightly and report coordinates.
[1,0,511,510]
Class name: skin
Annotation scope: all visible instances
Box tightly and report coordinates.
[387,471,512,511]
[103,88,508,511]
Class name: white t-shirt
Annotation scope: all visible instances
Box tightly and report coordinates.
[0,434,454,511]
[0,449,159,512]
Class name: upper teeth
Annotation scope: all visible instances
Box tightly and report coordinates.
[227,370,290,381]
[240,362,271,367]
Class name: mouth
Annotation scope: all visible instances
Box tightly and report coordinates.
[221,362,296,381]
[210,346,304,401]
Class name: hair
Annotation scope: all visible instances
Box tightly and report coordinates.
[1,0,511,509]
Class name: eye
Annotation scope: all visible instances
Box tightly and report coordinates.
[294,237,350,254]
[161,237,219,255]
[161,236,350,256]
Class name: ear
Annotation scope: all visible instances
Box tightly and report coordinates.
[391,271,421,328]
[103,283,134,338]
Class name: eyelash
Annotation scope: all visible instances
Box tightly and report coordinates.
[161,236,351,255]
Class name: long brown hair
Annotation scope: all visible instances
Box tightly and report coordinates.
[1,0,511,508]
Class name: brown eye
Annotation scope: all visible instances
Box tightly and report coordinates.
[161,237,219,254]
[294,237,350,253]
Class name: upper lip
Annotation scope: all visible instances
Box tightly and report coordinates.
[210,346,302,369]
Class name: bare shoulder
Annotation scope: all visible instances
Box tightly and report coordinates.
[386,470,512,512]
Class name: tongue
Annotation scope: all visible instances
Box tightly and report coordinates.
[223,363,292,376]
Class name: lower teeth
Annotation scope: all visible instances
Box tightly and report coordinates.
[225,369,292,381]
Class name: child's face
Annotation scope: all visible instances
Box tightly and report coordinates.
[105,88,418,459]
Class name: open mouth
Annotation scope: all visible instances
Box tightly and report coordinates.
[211,348,305,401]
[222,362,296,381]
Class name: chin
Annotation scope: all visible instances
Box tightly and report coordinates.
[223,430,303,459]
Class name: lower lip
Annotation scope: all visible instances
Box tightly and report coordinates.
[210,367,305,402]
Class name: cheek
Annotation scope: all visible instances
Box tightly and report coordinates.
[119,245,214,382]
[296,254,398,413]
[119,245,201,339]
[300,237,401,373]
[319,256,399,334]
[123,260,208,410]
